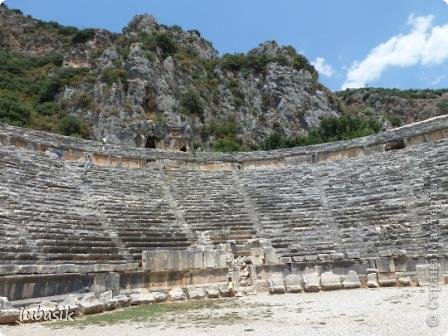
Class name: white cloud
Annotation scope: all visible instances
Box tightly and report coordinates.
[342,14,448,89]
[444,0,448,6]
[311,57,334,77]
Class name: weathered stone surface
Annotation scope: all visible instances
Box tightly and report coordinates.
[189,250,204,269]
[0,308,20,324]
[264,248,281,264]
[416,264,443,286]
[280,257,292,264]
[99,291,115,310]
[153,292,168,303]
[187,287,206,300]
[342,271,361,289]
[169,288,187,301]
[268,274,286,294]
[331,253,345,261]
[112,294,131,308]
[284,274,302,293]
[80,294,105,315]
[379,278,397,287]
[346,252,360,259]
[398,277,412,287]
[58,295,82,317]
[130,289,156,305]
[321,272,342,290]
[367,273,379,288]
[94,273,120,297]
[303,273,321,292]
[206,286,220,298]
[218,284,232,297]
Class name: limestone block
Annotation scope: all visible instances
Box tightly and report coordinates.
[250,248,264,266]
[331,253,345,261]
[321,272,342,290]
[58,294,82,317]
[93,272,120,296]
[366,268,378,275]
[21,301,58,322]
[284,274,302,293]
[318,254,331,262]
[178,250,190,270]
[189,250,204,269]
[112,294,131,308]
[217,250,228,268]
[367,273,379,288]
[376,257,394,273]
[342,271,361,289]
[305,255,318,262]
[268,274,286,294]
[142,251,157,271]
[292,256,305,262]
[203,249,215,268]
[80,294,105,315]
[264,247,280,264]
[129,289,155,305]
[218,284,232,297]
[99,291,115,310]
[153,292,168,303]
[0,304,20,324]
[398,277,412,287]
[416,264,443,286]
[169,288,186,301]
[0,297,11,310]
[303,273,321,292]
[346,252,360,259]
[206,286,220,298]
[187,287,207,300]
[280,257,292,264]
[379,278,397,287]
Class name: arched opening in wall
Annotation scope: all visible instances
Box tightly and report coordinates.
[385,140,405,152]
[145,136,158,149]
[179,146,187,152]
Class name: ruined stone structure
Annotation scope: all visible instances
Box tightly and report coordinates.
[0,116,447,322]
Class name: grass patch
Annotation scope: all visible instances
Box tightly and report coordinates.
[49,299,231,329]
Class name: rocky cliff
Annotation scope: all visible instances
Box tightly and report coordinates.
[337,88,448,128]
[0,5,342,151]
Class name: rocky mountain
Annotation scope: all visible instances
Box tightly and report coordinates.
[0,4,342,151]
[337,88,448,128]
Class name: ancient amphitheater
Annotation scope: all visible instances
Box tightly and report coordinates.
[0,116,448,335]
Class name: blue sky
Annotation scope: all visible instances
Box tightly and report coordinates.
[4,0,448,91]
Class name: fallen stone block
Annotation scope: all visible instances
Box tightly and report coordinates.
[331,253,345,261]
[206,286,220,298]
[80,294,105,315]
[58,294,82,317]
[342,271,361,289]
[366,268,378,275]
[21,301,58,322]
[113,294,131,308]
[416,264,443,286]
[187,287,207,300]
[268,274,286,294]
[0,297,19,324]
[169,288,187,301]
[366,273,379,288]
[152,292,168,303]
[218,284,232,297]
[398,277,412,287]
[130,290,155,305]
[321,272,342,290]
[379,278,397,287]
[0,308,20,324]
[303,273,321,292]
[284,274,302,293]
[99,291,115,310]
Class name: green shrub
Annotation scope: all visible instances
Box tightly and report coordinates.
[212,138,244,152]
[179,91,203,118]
[0,93,31,126]
[437,99,448,113]
[100,68,128,88]
[35,102,61,116]
[261,115,381,150]
[139,32,177,59]
[72,29,96,44]
[56,115,88,138]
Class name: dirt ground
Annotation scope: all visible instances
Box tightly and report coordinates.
[1,287,447,336]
